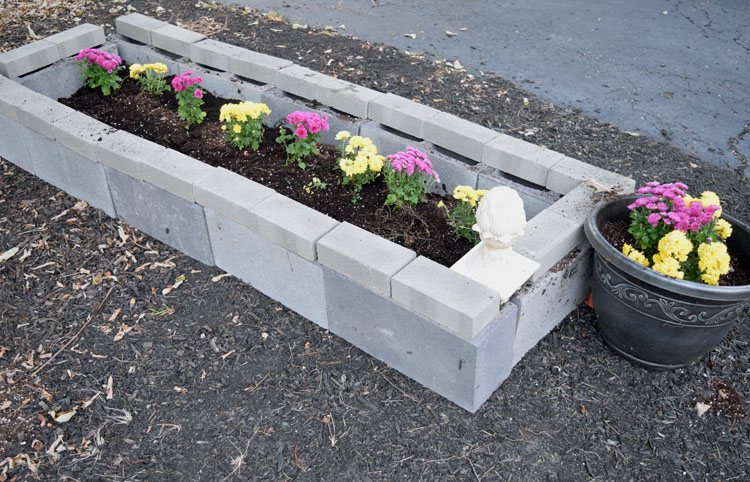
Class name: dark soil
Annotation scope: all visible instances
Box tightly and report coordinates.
[1,1,748,481]
[59,77,473,267]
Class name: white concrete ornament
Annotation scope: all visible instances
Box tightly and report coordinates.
[451,186,540,303]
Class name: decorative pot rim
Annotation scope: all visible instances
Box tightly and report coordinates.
[584,195,750,301]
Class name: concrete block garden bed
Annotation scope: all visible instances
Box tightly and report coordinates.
[0,15,635,412]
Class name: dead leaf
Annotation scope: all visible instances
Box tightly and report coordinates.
[0,247,19,263]
[404,33,416,39]
[625,131,640,137]
[211,273,231,282]
[221,349,236,360]
[50,409,77,423]
[445,31,457,37]
[113,324,132,342]
[0,401,11,411]
[105,375,113,400]
[174,386,188,393]
[696,402,711,417]
[108,308,122,323]
[92,273,103,285]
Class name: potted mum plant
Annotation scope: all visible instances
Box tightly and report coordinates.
[584,182,750,369]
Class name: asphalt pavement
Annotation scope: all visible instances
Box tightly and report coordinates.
[223,0,750,176]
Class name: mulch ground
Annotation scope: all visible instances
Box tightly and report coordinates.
[1,1,748,480]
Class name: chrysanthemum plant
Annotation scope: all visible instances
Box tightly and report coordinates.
[219,101,271,151]
[75,48,123,96]
[439,186,488,244]
[129,63,170,96]
[334,132,384,203]
[383,147,440,208]
[275,111,329,169]
[623,182,733,285]
[171,71,206,129]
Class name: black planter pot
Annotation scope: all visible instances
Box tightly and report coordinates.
[584,196,750,369]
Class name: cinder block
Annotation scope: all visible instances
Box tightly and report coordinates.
[422,112,499,161]
[116,39,181,75]
[95,129,166,180]
[514,209,584,278]
[205,209,328,328]
[189,39,246,72]
[44,24,106,58]
[193,167,275,230]
[546,156,636,195]
[251,194,339,261]
[477,166,559,220]
[0,40,60,78]
[151,24,206,58]
[392,256,500,339]
[24,130,116,217]
[273,65,328,101]
[418,143,479,196]
[547,182,597,226]
[14,94,77,139]
[325,268,518,412]
[367,93,441,139]
[176,61,266,102]
[140,149,216,203]
[511,245,591,365]
[358,122,420,159]
[316,78,381,119]
[231,50,293,85]
[115,13,168,45]
[317,222,416,297]
[18,57,85,100]
[105,166,214,266]
[482,133,565,186]
[50,111,117,160]
[0,74,50,121]
[0,114,34,174]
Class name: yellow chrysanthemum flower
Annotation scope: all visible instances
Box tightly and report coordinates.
[697,242,730,279]
[700,191,722,217]
[233,124,242,134]
[129,63,143,79]
[219,102,271,123]
[651,253,684,279]
[657,230,693,262]
[622,243,650,267]
[714,218,732,239]
[335,131,351,141]
[368,155,384,173]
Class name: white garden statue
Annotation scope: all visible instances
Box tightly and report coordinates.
[451,186,540,303]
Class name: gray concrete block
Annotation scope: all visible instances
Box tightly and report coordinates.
[50,111,117,160]
[251,194,339,261]
[14,93,77,139]
[0,114,34,174]
[115,39,181,76]
[18,57,85,100]
[546,156,636,195]
[418,143,479,196]
[24,130,116,217]
[205,209,328,328]
[140,149,216,203]
[44,24,106,58]
[316,78,381,119]
[423,112,499,161]
[317,222,416,297]
[514,209,584,278]
[95,129,167,180]
[105,166,214,266]
[325,268,517,412]
[477,166,560,220]
[0,40,60,78]
[358,122,420,159]
[392,256,500,340]
[176,61,266,102]
[0,74,50,121]
[193,167,275,230]
[367,93,441,139]
[151,24,206,59]
[231,49,293,85]
[115,13,168,45]
[511,245,592,365]
[189,39,247,72]
[482,133,565,187]
[547,182,597,226]
[273,65,326,101]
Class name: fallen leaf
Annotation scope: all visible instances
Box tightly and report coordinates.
[625,131,640,137]
[211,273,231,282]
[445,31,457,37]
[0,401,11,411]
[108,308,122,323]
[92,273,103,285]
[113,324,132,342]
[50,409,77,423]
[174,386,188,393]
[221,349,236,360]
[0,247,19,263]
[105,375,113,400]
[696,402,711,417]
[404,33,416,39]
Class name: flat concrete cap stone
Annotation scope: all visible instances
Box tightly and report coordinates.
[547,182,597,225]
[367,93,441,139]
[151,25,206,58]
[116,13,168,45]
[0,76,49,121]
[547,156,636,195]
[231,50,292,85]
[514,209,583,276]
[44,24,106,58]
[0,40,59,78]
[422,112,499,161]
[392,256,500,340]
[251,194,339,261]
[190,39,246,72]
[273,64,327,100]
[140,149,216,203]
[95,129,167,180]
[317,222,416,297]
[316,78,382,118]
[194,167,275,229]
[15,95,77,139]
[51,111,116,159]
[482,133,565,186]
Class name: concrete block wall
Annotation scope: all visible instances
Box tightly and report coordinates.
[0,20,637,411]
